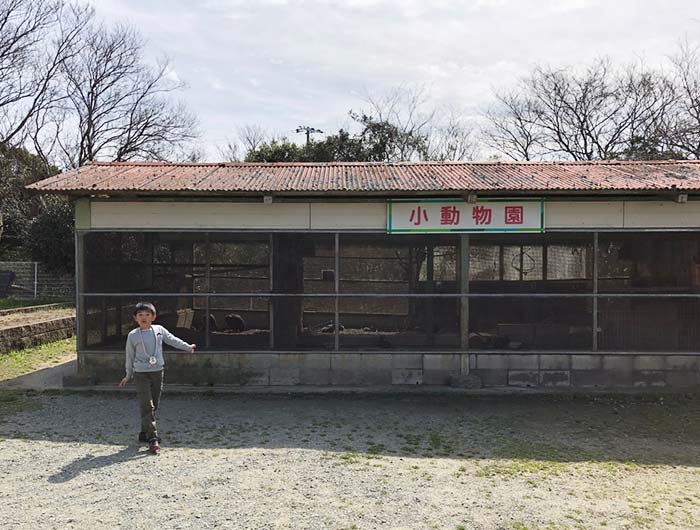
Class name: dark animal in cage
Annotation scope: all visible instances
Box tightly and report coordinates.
[194,313,219,332]
[468,332,513,349]
[225,313,246,333]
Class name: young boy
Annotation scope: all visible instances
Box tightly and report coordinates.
[118,302,196,454]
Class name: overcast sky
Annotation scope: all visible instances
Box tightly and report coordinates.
[94,0,700,159]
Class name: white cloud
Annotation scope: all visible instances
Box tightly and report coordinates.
[163,66,182,85]
[548,0,596,11]
[94,0,700,159]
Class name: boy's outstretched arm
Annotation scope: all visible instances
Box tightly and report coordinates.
[162,327,196,353]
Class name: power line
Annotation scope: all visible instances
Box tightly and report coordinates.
[295,125,323,146]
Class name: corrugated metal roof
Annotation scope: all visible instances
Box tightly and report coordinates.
[25,160,700,195]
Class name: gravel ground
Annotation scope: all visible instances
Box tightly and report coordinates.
[0,308,75,330]
[1,391,699,530]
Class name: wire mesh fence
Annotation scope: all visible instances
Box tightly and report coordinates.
[0,261,74,300]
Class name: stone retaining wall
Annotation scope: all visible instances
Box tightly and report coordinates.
[0,303,71,317]
[0,317,75,354]
[78,351,700,390]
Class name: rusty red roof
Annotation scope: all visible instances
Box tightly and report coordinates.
[25,160,700,196]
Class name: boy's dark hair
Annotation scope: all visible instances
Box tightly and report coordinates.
[133,302,156,316]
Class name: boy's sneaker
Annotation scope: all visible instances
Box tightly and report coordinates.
[148,438,160,454]
[139,432,161,444]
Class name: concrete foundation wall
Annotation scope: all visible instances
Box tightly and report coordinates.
[79,351,700,390]
[471,353,700,390]
[80,352,461,386]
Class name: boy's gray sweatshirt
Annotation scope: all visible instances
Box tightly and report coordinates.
[124,325,193,380]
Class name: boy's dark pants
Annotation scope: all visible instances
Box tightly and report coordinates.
[134,370,164,440]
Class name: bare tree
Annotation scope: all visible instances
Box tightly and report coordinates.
[356,84,435,161]
[615,64,677,159]
[215,125,270,161]
[175,145,205,163]
[426,108,479,161]
[237,123,268,153]
[666,41,700,158]
[484,59,677,161]
[45,22,198,167]
[0,0,90,146]
[217,138,241,162]
[484,91,545,161]
[529,60,629,160]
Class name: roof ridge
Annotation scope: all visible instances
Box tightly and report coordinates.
[85,159,700,168]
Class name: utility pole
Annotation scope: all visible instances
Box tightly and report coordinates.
[295,125,323,146]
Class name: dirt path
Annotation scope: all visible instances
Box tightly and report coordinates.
[0,307,75,330]
[1,392,699,530]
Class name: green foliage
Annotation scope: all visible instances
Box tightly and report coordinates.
[619,135,686,161]
[27,198,75,273]
[245,130,369,163]
[244,138,306,162]
[351,112,428,161]
[0,391,42,426]
[245,115,429,163]
[0,299,72,310]
[0,144,74,271]
[0,144,60,260]
[306,129,369,162]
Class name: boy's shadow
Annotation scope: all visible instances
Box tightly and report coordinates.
[48,445,149,483]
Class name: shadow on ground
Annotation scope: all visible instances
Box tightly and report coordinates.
[47,445,149,483]
[1,390,699,469]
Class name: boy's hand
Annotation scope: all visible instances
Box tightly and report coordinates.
[190,344,197,354]
[118,377,129,387]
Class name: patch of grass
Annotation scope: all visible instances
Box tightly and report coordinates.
[595,460,656,473]
[512,522,531,530]
[477,459,569,479]
[453,465,468,478]
[0,338,75,381]
[0,390,42,424]
[429,431,444,449]
[428,430,457,455]
[400,433,422,445]
[398,432,423,453]
[493,439,584,462]
[0,298,71,310]
[335,451,361,466]
[366,443,386,455]
[335,448,385,465]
